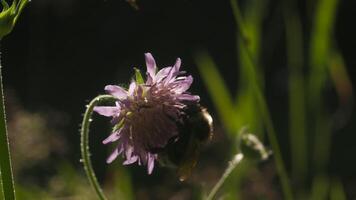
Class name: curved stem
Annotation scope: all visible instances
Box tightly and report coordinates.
[80,94,116,200]
[0,42,16,200]
[206,153,244,200]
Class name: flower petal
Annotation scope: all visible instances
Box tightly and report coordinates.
[128,81,136,96]
[106,148,119,163]
[105,85,128,99]
[173,75,193,94]
[177,94,200,101]
[155,67,172,83]
[173,58,181,72]
[147,154,156,174]
[164,58,181,84]
[145,53,157,84]
[123,155,139,165]
[125,145,134,160]
[102,128,122,144]
[94,106,120,117]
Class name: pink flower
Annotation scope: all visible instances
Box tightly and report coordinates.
[94,53,199,174]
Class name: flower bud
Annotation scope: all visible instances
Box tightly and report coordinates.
[240,133,270,161]
[0,0,29,38]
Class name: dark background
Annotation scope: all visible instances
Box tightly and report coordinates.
[2,0,356,198]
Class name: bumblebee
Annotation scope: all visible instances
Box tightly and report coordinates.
[151,103,213,181]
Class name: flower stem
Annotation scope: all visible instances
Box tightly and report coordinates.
[0,42,16,199]
[229,1,293,199]
[205,153,244,200]
[80,94,116,200]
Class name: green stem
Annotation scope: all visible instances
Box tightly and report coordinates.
[0,42,16,200]
[205,153,244,200]
[0,43,16,200]
[80,94,116,200]
[229,1,293,199]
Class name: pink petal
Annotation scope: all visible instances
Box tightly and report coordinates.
[173,75,193,94]
[105,85,128,99]
[102,128,122,144]
[177,94,200,101]
[147,154,156,174]
[145,53,157,84]
[155,67,172,83]
[94,106,120,117]
[125,145,134,160]
[128,81,136,96]
[106,149,119,163]
[123,155,138,165]
[164,58,181,85]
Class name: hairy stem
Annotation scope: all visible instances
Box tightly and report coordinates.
[205,153,244,200]
[0,42,16,200]
[80,95,116,200]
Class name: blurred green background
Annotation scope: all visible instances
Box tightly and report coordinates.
[1,0,355,199]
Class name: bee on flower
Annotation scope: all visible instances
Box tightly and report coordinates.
[94,53,212,179]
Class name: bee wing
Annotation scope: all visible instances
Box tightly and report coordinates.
[177,137,201,181]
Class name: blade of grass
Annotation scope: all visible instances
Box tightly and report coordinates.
[308,1,339,197]
[283,2,307,184]
[0,173,4,199]
[310,175,330,200]
[231,3,266,198]
[229,0,293,199]
[0,43,16,200]
[250,68,293,200]
[109,164,134,200]
[194,52,237,134]
[330,178,346,200]
[235,0,266,137]
[309,0,339,171]
[194,52,248,199]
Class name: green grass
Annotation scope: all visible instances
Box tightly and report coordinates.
[194,0,348,199]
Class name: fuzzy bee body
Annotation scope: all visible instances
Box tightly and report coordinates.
[152,104,213,181]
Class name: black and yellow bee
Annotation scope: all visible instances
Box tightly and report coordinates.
[152,104,213,181]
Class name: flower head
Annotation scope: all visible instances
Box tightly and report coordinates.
[94,53,200,174]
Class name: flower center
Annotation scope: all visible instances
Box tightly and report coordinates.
[121,86,180,153]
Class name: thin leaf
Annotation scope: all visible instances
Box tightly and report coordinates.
[309,0,339,170]
[283,3,307,183]
[194,52,237,134]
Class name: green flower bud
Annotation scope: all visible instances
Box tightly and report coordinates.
[0,0,29,39]
[240,133,271,161]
